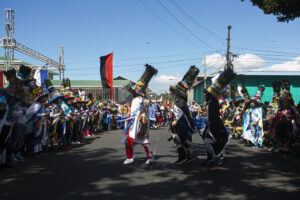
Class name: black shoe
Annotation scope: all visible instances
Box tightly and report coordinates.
[202,160,214,166]
[186,155,195,163]
[175,156,187,165]
[216,156,225,166]
[175,147,187,165]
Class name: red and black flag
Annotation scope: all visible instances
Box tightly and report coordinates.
[100,52,113,99]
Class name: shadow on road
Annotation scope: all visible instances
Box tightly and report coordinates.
[0,135,299,200]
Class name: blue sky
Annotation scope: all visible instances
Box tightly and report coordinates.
[1,0,300,93]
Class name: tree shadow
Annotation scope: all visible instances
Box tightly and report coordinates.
[0,133,299,200]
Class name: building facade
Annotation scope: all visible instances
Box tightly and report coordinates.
[52,77,133,102]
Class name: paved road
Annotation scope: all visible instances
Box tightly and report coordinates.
[1,127,300,200]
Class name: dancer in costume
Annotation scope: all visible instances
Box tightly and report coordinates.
[26,81,48,154]
[203,66,235,166]
[218,98,227,119]
[242,86,264,148]
[232,94,245,138]
[45,79,66,147]
[272,80,297,154]
[8,65,32,162]
[169,66,199,164]
[224,99,236,134]
[0,91,10,168]
[266,81,281,150]
[123,64,158,165]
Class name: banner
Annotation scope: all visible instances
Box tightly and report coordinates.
[100,52,113,99]
[34,66,48,91]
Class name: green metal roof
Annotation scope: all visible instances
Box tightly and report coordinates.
[0,57,32,66]
[0,57,59,75]
[51,79,130,87]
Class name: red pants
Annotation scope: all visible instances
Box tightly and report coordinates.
[126,143,153,159]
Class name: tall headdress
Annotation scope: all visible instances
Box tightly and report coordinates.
[17,64,32,81]
[79,90,87,102]
[62,78,74,99]
[28,80,47,102]
[280,80,293,103]
[170,65,199,99]
[252,85,265,103]
[4,68,27,100]
[272,81,281,104]
[233,90,244,105]
[241,88,250,100]
[206,67,236,100]
[4,68,17,84]
[130,64,158,96]
[44,79,65,104]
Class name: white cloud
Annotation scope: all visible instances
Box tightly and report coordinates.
[150,73,182,93]
[203,53,266,73]
[256,56,300,71]
[233,54,266,72]
[202,53,226,69]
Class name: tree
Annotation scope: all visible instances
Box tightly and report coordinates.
[242,0,300,22]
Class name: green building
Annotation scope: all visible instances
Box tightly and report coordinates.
[52,76,134,102]
[193,71,300,104]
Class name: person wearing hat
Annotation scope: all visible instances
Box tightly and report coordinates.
[272,80,297,154]
[71,97,83,144]
[62,87,76,146]
[223,99,236,134]
[25,81,48,155]
[203,66,236,166]
[169,66,199,164]
[264,81,281,151]
[8,65,32,163]
[3,67,32,164]
[43,79,65,147]
[242,85,265,148]
[0,91,10,168]
[232,94,245,138]
[123,64,158,165]
[2,66,32,164]
[79,90,90,139]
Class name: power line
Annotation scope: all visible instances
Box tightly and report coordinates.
[168,0,225,40]
[66,57,204,71]
[232,47,300,56]
[65,50,224,65]
[137,0,208,50]
[156,0,216,51]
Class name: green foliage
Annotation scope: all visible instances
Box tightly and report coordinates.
[242,0,300,22]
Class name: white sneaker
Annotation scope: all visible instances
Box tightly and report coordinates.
[146,158,154,165]
[123,158,134,165]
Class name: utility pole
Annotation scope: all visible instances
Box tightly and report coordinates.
[226,25,232,98]
[59,45,65,88]
[58,47,62,88]
[226,25,232,70]
[204,56,207,89]
[60,45,65,80]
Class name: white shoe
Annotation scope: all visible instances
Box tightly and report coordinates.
[123,158,134,165]
[146,158,154,165]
